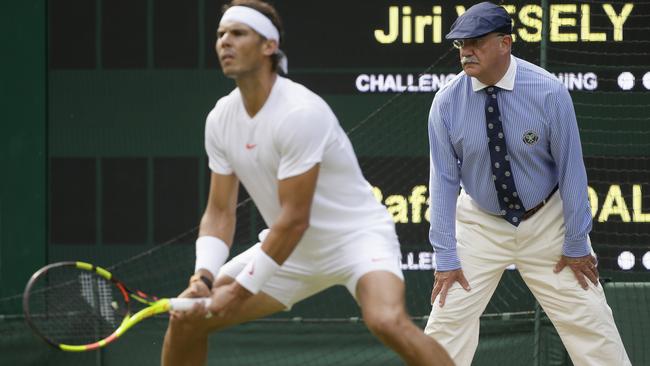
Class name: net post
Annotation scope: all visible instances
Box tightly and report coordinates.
[533,301,541,366]
[540,0,549,69]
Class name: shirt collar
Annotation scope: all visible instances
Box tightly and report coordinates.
[471,55,517,92]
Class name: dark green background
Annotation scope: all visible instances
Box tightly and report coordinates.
[0,0,46,298]
[1,1,649,365]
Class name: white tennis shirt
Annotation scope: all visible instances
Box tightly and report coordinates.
[205,76,394,242]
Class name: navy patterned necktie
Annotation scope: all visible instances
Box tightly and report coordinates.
[484,86,526,226]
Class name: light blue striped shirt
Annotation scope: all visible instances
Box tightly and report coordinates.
[428,55,592,271]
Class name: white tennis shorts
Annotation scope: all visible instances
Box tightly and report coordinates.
[218,226,404,309]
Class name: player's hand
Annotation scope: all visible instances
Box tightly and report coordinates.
[182,274,213,298]
[554,254,599,290]
[170,275,213,321]
[431,269,471,307]
[208,281,253,318]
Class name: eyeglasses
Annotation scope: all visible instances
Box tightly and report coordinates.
[452,33,507,49]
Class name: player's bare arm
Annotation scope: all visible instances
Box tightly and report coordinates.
[174,172,239,320]
[209,164,320,317]
[263,163,319,263]
[198,173,240,261]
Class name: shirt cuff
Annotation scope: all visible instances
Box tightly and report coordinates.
[433,247,461,271]
[562,237,591,258]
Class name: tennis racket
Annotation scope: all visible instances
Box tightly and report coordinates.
[22,261,211,351]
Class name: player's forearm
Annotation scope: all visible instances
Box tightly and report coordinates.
[264,164,318,265]
[262,214,309,265]
[194,210,236,281]
[198,209,236,246]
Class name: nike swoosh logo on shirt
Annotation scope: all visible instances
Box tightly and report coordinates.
[248,263,255,276]
[245,144,257,150]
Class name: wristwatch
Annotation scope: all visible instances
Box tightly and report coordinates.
[199,275,213,291]
[192,274,213,291]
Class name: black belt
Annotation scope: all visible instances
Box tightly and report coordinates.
[521,185,559,221]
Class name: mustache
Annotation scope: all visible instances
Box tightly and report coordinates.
[461,56,479,65]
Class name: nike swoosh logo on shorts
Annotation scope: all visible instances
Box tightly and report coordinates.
[245,144,257,149]
[371,257,392,262]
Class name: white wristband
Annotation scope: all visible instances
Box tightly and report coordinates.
[257,228,270,243]
[235,248,280,294]
[195,236,230,278]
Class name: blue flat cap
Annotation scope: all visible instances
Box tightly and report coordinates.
[446,2,512,40]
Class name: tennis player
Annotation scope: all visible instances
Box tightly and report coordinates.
[161,1,453,365]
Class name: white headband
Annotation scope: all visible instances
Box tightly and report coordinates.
[220,6,288,73]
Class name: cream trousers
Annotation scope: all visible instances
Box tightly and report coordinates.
[424,190,631,366]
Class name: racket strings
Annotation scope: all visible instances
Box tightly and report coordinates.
[26,266,126,346]
[78,272,118,325]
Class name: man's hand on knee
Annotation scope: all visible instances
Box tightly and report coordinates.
[554,254,599,290]
[431,269,471,307]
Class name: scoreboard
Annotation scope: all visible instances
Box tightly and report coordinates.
[271,1,650,93]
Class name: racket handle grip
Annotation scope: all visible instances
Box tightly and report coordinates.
[169,297,212,311]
